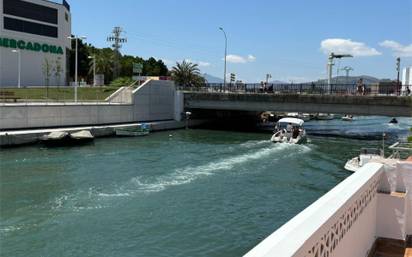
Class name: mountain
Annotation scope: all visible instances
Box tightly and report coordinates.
[314,75,384,85]
[269,80,288,84]
[203,73,224,83]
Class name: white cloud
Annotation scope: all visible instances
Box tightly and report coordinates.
[320,38,381,56]
[198,61,211,67]
[379,40,412,57]
[225,54,256,64]
[247,55,256,62]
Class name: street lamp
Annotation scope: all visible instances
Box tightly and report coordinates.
[219,27,227,89]
[11,50,21,88]
[68,35,86,102]
[88,55,96,86]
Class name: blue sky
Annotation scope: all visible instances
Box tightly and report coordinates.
[69,0,412,82]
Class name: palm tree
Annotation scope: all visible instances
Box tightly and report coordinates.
[88,49,114,83]
[171,60,205,87]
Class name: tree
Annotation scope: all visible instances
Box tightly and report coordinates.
[88,48,114,84]
[69,38,89,81]
[171,60,205,87]
[143,57,168,76]
[54,57,63,86]
[42,58,53,97]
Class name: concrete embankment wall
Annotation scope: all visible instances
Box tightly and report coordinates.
[0,80,179,130]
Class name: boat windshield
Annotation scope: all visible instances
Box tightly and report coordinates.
[277,122,302,130]
[360,148,381,155]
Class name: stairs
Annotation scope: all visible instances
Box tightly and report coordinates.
[371,237,412,257]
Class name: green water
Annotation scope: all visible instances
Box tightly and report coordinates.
[0,121,408,256]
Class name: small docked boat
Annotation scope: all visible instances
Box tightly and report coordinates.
[316,113,334,120]
[270,118,307,144]
[41,130,94,146]
[287,113,311,121]
[298,113,312,121]
[342,115,353,121]
[344,148,398,172]
[115,124,150,137]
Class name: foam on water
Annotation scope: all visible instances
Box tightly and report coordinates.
[47,141,312,213]
[131,142,311,193]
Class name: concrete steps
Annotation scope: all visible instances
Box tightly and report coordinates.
[371,237,412,257]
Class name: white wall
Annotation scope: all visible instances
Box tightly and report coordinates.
[244,163,383,257]
[132,80,176,121]
[0,80,178,130]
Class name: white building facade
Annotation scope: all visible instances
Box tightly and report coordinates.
[0,0,71,87]
[402,67,411,94]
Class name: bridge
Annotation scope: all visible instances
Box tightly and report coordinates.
[181,83,412,117]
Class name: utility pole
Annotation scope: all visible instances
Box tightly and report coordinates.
[396,57,401,95]
[107,27,127,80]
[11,50,21,88]
[88,55,96,86]
[68,35,86,102]
[219,27,227,90]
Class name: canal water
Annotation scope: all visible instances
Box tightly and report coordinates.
[0,117,411,257]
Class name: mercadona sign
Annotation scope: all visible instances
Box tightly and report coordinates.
[0,37,64,55]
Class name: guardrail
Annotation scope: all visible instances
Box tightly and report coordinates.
[178,83,409,96]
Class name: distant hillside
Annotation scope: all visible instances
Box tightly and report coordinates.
[269,80,288,84]
[203,73,224,83]
[315,75,386,85]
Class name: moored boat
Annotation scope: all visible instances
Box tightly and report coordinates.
[342,115,353,121]
[316,113,334,120]
[115,124,150,137]
[41,130,94,146]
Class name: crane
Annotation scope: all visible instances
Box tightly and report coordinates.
[327,52,353,93]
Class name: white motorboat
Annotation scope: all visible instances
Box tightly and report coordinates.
[316,113,334,120]
[286,112,299,118]
[41,130,94,146]
[298,113,312,121]
[287,112,311,121]
[342,115,353,121]
[270,118,307,144]
[344,148,398,172]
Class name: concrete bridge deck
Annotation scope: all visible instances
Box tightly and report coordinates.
[184,92,412,117]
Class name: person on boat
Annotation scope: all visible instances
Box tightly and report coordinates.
[286,123,293,132]
[292,126,300,139]
[389,118,398,124]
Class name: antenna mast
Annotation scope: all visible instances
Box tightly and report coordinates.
[107,26,127,79]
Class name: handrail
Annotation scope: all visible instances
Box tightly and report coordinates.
[177,83,409,96]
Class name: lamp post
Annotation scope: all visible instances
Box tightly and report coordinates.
[88,55,96,86]
[11,50,21,88]
[68,35,86,102]
[219,27,227,90]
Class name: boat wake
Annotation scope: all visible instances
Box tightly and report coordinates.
[130,142,311,193]
[48,141,311,213]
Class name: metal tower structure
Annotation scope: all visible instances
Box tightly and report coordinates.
[340,66,354,84]
[107,26,127,79]
[327,52,353,93]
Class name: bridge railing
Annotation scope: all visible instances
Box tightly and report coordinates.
[177,83,405,96]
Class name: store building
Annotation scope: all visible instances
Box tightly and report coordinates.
[0,0,71,87]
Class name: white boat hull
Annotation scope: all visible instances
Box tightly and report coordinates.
[270,130,307,144]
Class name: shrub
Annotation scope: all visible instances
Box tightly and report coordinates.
[110,77,134,87]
